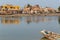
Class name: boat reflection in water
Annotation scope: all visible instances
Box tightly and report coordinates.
[40,37,60,40]
[40,37,48,40]
[1,17,20,24]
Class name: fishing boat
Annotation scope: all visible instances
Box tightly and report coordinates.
[41,30,60,40]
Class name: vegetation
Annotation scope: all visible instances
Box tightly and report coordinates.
[58,6,60,11]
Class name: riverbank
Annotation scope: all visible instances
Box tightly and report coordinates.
[0,13,60,17]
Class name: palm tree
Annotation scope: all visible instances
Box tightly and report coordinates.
[58,6,60,11]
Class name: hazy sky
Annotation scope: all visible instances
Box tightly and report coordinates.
[0,0,60,9]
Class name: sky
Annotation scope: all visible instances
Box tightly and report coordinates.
[0,0,60,9]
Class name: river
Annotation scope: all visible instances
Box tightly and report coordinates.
[0,16,60,40]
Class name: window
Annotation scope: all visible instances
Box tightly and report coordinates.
[5,7,7,8]
[17,7,19,9]
[10,7,13,9]
[13,7,15,9]
[2,9,5,11]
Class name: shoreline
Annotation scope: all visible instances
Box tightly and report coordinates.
[0,13,60,17]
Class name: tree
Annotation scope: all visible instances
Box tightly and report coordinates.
[58,6,60,11]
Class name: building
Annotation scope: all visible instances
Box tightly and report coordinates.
[0,4,20,14]
[1,4,20,11]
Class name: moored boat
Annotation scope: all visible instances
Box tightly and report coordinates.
[41,30,60,40]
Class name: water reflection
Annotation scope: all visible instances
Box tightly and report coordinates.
[0,16,60,40]
[25,16,57,24]
[0,16,58,24]
[40,37,60,40]
[58,16,60,24]
[25,16,32,24]
[40,37,48,40]
[1,17,20,24]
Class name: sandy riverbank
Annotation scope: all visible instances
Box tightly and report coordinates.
[0,13,60,17]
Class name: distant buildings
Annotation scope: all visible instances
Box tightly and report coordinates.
[0,4,20,11]
[0,4,20,15]
[0,4,58,15]
[22,4,56,14]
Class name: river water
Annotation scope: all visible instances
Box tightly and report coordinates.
[0,16,60,40]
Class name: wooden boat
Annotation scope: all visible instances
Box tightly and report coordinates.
[41,30,60,40]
